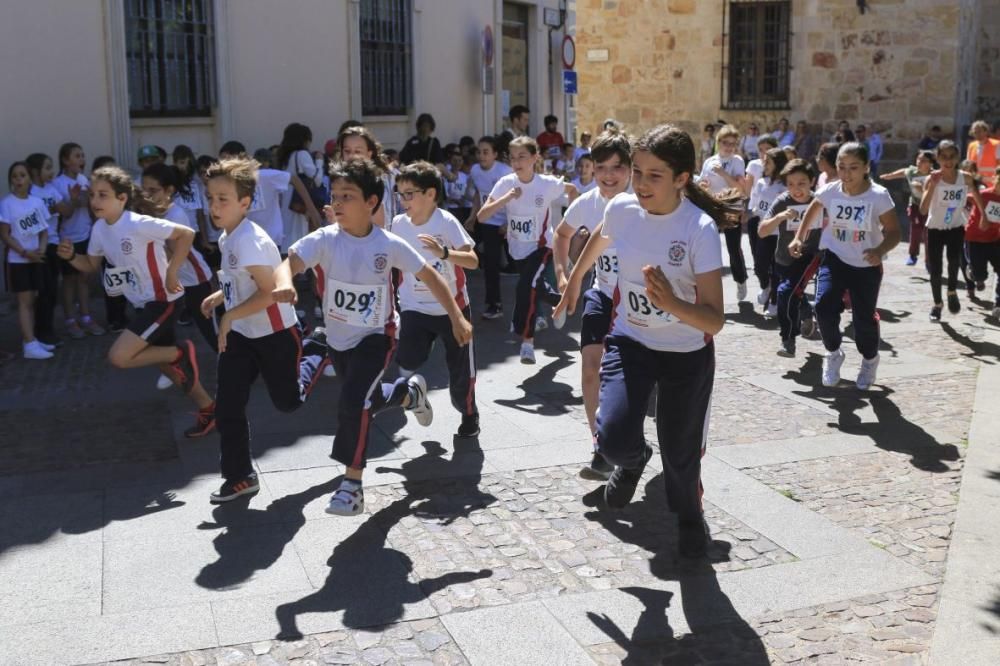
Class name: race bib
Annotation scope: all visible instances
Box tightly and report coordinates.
[830,199,871,234]
[218,270,240,310]
[325,278,387,328]
[757,199,771,216]
[507,214,539,243]
[621,278,671,329]
[786,205,810,233]
[13,210,46,240]
[937,186,965,227]
[595,249,619,291]
[103,265,140,298]
[985,200,1000,224]
[414,258,457,301]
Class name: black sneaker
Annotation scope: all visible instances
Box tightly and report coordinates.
[170,340,200,394]
[968,284,976,301]
[947,292,961,314]
[302,326,330,360]
[580,452,614,481]
[929,305,942,322]
[777,337,796,358]
[482,304,503,320]
[210,474,260,503]
[457,414,480,438]
[604,444,653,509]
[678,518,709,558]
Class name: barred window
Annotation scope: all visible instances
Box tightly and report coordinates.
[125,0,216,117]
[722,0,791,110]
[360,0,413,116]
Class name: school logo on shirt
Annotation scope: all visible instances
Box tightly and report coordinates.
[534,195,545,207]
[228,252,238,268]
[121,238,133,255]
[668,241,686,266]
[373,253,388,272]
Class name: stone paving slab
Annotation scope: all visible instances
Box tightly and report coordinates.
[709,432,886,469]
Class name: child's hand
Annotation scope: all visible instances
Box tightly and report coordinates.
[200,291,223,318]
[272,284,298,304]
[56,239,74,260]
[451,316,473,346]
[507,187,522,201]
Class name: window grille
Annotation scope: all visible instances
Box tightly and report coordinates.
[722,0,791,110]
[125,0,216,117]
[360,0,413,116]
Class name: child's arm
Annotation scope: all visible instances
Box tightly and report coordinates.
[919,171,941,216]
[965,172,987,221]
[879,168,908,181]
[552,219,579,290]
[554,222,612,320]
[758,206,795,237]
[272,252,308,304]
[415,264,473,345]
[0,223,45,262]
[477,188,518,222]
[864,209,902,266]
[216,264,278,352]
[417,235,478,270]
[787,199,825,258]
[164,226,195,294]
[55,238,103,272]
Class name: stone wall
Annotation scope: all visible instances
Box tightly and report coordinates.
[976,2,1000,122]
[576,0,987,172]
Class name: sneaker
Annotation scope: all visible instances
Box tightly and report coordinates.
[777,338,796,358]
[765,302,777,318]
[156,373,173,390]
[604,444,653,509]
[799,315,816,339]
[856,354,880,391]
[552,306,567,330]
[821,348,845,387]
[184,404,216,438]
[756,287,770,306]
[976,281,986,292]
[323,363,337,378]
[169,340,200,394]
[81,317,105,336]
[482,304,503,320]
[678,518,709,558]
[535,315,549,332]
[302,326,330,375]
[325,480,364,516]
[406,374,433,426]
[210,474,259,503]
[457,414,480,438]
[66,320,86,340]
[520,341,536,365]
[580,452,614,481]
[36,340,57,352]
[947,292,961,314]
[736,281,748,302]
[929,305,942,322]
[905,256,918,266]
[23,340,54,360]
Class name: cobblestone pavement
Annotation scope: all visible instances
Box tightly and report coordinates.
[4,239,998,665]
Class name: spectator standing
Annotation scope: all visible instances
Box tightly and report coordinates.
[741,123,762,161]
[856,125,883,177]
[792,121,818,162]
[536,115,566,159]
[966,120,1000,187]
[919,126,943,151]
[399,113,445,166]
[700,123,716,169]
[771,117,795,146]
[574,132,593,162]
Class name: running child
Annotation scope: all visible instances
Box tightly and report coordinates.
[468,136,513,320]
[243,148,292,249]
[1,162,54,359]
[699,124,749,300]
[26,152,66,347]
[198,158,329,502]
[273,159,472,516]
[881,151,934,265]
[391,161,481,438]
[964,173,1000,318]
[570,154,598,199]
[749,147,790,314]
[788,142,902,390]
[339,125,397,230]
[477,136,577,364]
[56,166,215,429]
[551,129,632,480]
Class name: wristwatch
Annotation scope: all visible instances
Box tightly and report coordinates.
[441,246,450,260]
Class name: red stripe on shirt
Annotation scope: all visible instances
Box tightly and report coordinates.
[187,252,209,283]
[314,265,326,299]
[147,242,166,301]
[537,209,550,249]
[265,302,284,332]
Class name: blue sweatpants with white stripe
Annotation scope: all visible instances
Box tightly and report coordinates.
[596,334,715,522]
[512,246,562,341]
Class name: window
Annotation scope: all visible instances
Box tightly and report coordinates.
[125,0,216,117]
[722,0,791,110]
[360,0,413,116]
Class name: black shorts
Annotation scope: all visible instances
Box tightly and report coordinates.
[5,261,44,293]
[127,299,180,346]
[60,240,90,276]
[580,288,613,349]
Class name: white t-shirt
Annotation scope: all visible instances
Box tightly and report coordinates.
[444,170,472,211]
[218,218,297,339]
[602,194,722,353]
[194,184,223,243]
[745,159,764,209]
[87,211,185,307]
[699,154,746,195]
[379,174,398,231]
[163,202,212,287]
[52,173,91,243]
[563,188,617,298]
[488,173,564,260]
[571,177,598,196]
[290,224,426,351]
[470,162,513,227]
[925,178,968,231]
[750,179,788,237]
[573,147,591,163]
[282,150,319,249]
[392,208,474,316]
[815,181,895,268]
[247,168,292,247]
[0,194,50,263]
[30,183,61,244]
[174,178,205,233]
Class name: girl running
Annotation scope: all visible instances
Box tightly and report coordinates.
[699,125,748,300]
[919,141,986,321]
[815,142,840,189]
[964,175,1000,319]
[26,152,66,347]
[789,142,901,390]
[477,136,577,364]
[338,125,398,230]
[881,151,934,266]
[749,147,790,315]
[1,162,54,360]
[56,166,215,432]
[555,124,735,558]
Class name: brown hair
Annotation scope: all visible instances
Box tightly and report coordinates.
[337,125,389,172]
[205,157,260,201]
[589,128,633,167]
[779,158,817,185]
[509,136,539,156]
[91,166,164,217]
[396,160,444,204]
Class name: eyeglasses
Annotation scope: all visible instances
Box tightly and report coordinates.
[396,188,427,201]
[720,140,739,147]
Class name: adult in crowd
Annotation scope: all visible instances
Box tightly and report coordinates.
[967,120,999,187]
[536,114,566,159]
[741,122,762,161]
[399,113,445,166]
[792,120,818,162]
[856,124,883,177]
[771,117,795,146]
[919,125,943,151]
[497,105,531,158]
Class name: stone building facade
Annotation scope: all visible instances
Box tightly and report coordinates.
[575,0,1000,172]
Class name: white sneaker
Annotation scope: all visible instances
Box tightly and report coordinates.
[520,341,536,364]
[552,306,567,330]
[323,363,337,377]
[756,287,771,306]
[736,282,748,302]
[766,302,778,318]
[325,481,364,516]
[822,348,846,387]
[156,373,173,390]
[406,374,433,426]
[535,315,549,331]
[856,354,880,391]
[37,340,56,352]
[23,341,53,360]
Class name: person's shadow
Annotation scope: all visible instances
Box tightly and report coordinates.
[581,477,769,664]
[273,438,496,639]
[940,322,1000,365]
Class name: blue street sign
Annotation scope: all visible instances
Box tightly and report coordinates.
[562,70,578,95]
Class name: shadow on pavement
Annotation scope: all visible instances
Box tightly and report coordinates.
[724,301,778,330]
[940,322,1000,364]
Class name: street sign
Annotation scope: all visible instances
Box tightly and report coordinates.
[544,8,562,27]
[562,70,578,95]
[562,34,576,70]
[482,25,494,67]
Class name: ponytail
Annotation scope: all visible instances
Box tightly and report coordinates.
[92,166,167,218]
[684,183,743,231]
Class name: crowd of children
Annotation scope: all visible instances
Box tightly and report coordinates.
[3,112,999,558]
